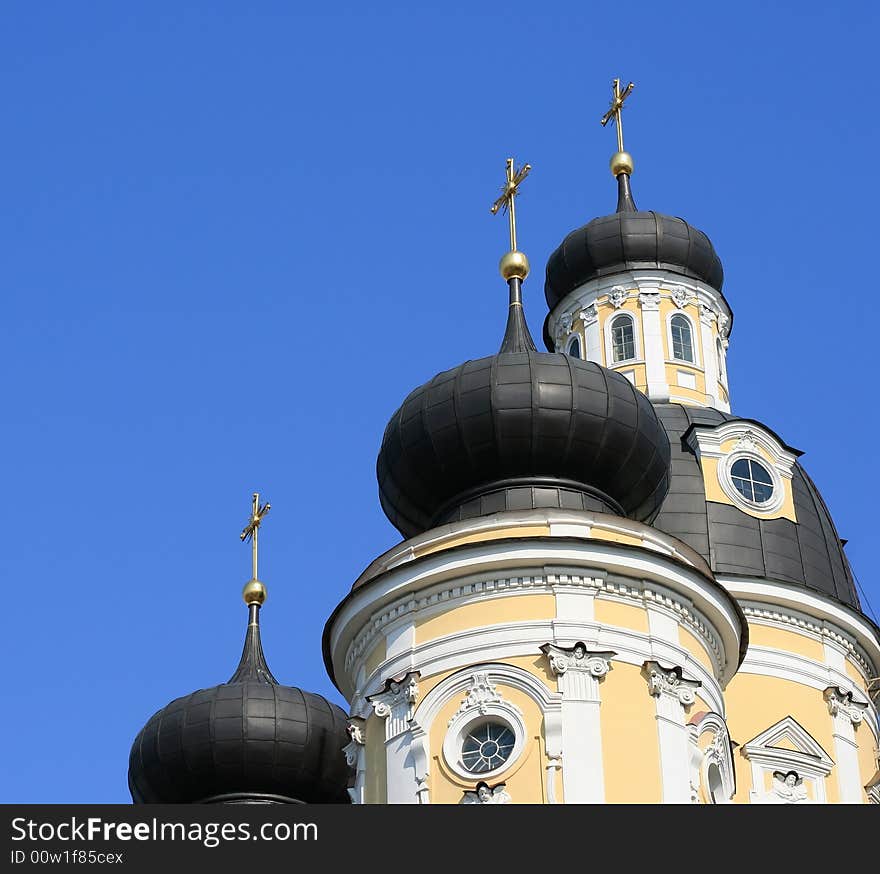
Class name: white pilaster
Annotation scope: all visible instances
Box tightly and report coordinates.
[643,660,701,803]
[579,304,601,364]
[343,717,366,804]
[824,686,868,803]
[698,304,720,409]
[638,292,668,401]
[542,644,614,804]
[367,672,421,804]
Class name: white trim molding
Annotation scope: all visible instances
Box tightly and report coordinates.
[604,308,642,366]
[742,716,834,804]
[666,308,701,368]
[688,711,735,804]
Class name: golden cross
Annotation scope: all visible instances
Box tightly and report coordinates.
[490,157,531,251]
[600,78,635,153]
[240,492,270,581]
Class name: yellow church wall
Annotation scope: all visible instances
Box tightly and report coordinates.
[724,673,840,804]
[364,715,387,804]
[594,598,650,634]
[600,660,663,803]
[588,528,643,547]
[746,624,825,663]
[364,638,386,678]
[414,594,556,645]
[678,625,715,675]
[413,525,551,559]
[697,456,797,523]
[857,726,878,803]
[428,682,548,804]
[844,657,870,694]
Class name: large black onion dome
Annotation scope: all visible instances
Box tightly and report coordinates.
[128,603,352,804]
[377,349,671,539]
[544,175,724,311]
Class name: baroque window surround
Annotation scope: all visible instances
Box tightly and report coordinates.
[685,420,799,517]
[687,711,736,803]
[665,309,701,368]
[605,310,641,365]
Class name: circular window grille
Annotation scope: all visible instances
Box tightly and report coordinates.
[460,720,516,774]
[730,457,774,504]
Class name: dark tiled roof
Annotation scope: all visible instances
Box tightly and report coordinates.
[652,404,860,610]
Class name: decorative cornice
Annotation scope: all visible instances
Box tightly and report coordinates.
[540,642,615,679]
[740,603,875,678]
[642,660,701,706]
[345,570,725,680]
[824,686,869,726]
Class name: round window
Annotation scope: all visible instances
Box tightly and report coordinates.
[730,457,774,504]
[460,720,516,775]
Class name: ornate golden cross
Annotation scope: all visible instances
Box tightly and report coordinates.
[240,492,270,581]
[490,157,531,251]
[600,78,635,153]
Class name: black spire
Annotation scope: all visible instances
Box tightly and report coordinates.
[227,602,278,684]
[616,172,637,212]
[499,277,537,353]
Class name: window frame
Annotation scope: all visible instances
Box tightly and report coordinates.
[666,310,700,367]
[607,312,639,364]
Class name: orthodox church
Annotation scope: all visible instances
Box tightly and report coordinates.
[128,81,880,805]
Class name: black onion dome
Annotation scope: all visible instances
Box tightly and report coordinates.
[377,349,671,539]
[652,403,862,611]
[544,175,724,311]
[128,604,352,804]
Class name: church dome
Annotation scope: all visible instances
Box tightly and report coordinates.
[652,403,862,611]
[128,592,352,804]
[377,299,671,539]
[544,175,724,311]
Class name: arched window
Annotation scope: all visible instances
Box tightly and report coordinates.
[670,314,694,362]
[610,314,635,363]
[566,335,581,359]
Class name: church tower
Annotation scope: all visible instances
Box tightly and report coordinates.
[322,80,880,804]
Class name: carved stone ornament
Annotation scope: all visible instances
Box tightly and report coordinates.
[343,717,365,767]
[717,312,730,339]
[540,642,615,679]
[824,686,868,726]
[449,672,505,724]
[367,671,420,722]
[699,302,717,326]
[638,291,661,311]
[608,286,628,309]
[578,303,599,326]
[734,431,759,453]
[768,770,811,804]
[670,286,696,309]
[642,661,701,706]
[460,781,511,805]
[554,311,574,347]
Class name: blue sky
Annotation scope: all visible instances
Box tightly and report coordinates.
[2,1,878,802]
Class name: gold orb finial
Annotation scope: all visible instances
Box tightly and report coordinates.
[499,250,530,281]
[610,151,634,177]
[242,579,267,606]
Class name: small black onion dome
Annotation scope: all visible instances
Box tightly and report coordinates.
[377,349,671,539]
[128,601,352,804]
[544,175,724,311]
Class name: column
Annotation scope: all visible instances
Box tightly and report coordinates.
[698,303,720,408]
[579,304,602,364]
[638,292,668,401]
[643,660,701,803]
[367,671,421,804]
[824,686,868,803]
[542,643,615,804]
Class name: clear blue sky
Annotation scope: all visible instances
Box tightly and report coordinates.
[2,1,878,802]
